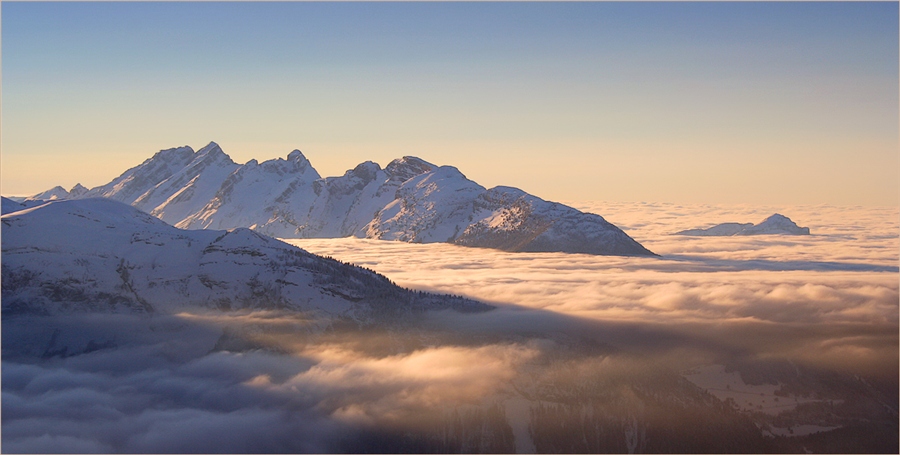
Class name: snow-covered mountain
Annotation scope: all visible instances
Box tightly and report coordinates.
[739,214,811,235]
[68,183,89,198]
[1,197,26,215]
[675,222,753,236]
[675,214,810,236]
[81,143,242,225]
[1,196,49,215]
[21,183,89,202]
[1,198,490,319]
[30,142,655,256]
[25,185,69,201]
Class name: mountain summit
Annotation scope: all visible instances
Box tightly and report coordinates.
[675,213,810,236]
[26,143,655,256]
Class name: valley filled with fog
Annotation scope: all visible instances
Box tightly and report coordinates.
[288,202,898,375]
[287,202,897,452]
[4,202,897,453]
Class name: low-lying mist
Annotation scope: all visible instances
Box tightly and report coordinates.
[3,203,897,452]
[289,204,898,380]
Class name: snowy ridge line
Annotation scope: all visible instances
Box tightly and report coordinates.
[675,213,810,236]
[15,142,655,257]
[1,198,492,319]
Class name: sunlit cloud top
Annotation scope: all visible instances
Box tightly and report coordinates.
[2,2,897,205]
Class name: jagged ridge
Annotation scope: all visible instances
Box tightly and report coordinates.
[24,142,656,256]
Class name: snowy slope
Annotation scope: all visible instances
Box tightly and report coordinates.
[455,186,656,256]
[32,142,656,256]
[250,155,435,239]
[83,146,197,204]
[174,154,427,239]
[137,142,241,224]
[26,186,70,201]
[739,214,811,235]
[675,214,810,236]
[363,165,486,243]
[176,150,321,235]
[1,197,27,215]
[2,197,51,215]
[1,198,490,319]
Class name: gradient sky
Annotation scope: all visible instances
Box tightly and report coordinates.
[2,2,897,205]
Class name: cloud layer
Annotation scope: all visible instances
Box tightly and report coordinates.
[4,203,897,452]
[287,203,898,376]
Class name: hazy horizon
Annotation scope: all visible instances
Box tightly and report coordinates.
[2,2,897,206]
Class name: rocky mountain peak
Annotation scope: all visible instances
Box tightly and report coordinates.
[284,150,316,175]
[22,143,656,256]
[68,183,89,197]
[385,156,435,181]
[149,146,195,164]
[193,142,234,165]
[286,149,307,163]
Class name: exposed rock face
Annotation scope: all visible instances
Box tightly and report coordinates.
[675,214,810,236]
[25,142,656,256]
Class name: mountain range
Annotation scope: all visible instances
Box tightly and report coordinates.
[674,214,811,236]
[19,142,655,256]
[0,158,897,453]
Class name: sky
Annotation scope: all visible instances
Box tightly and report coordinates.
[1,2,897,205]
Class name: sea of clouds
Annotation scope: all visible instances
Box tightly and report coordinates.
[288,203,898,376]
[3,202,897,452]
